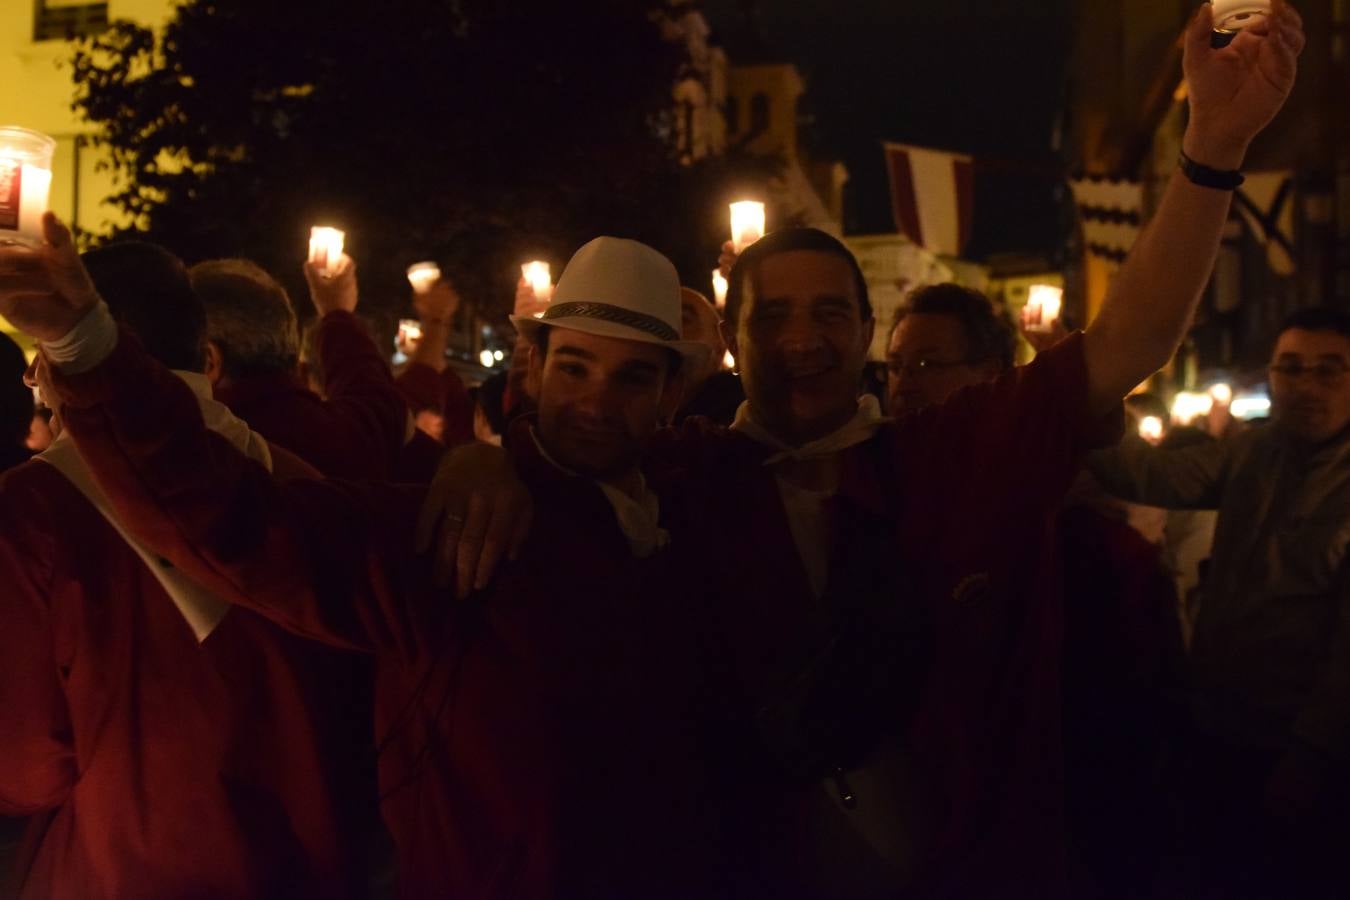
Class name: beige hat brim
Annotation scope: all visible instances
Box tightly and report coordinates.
[510,313,712,369]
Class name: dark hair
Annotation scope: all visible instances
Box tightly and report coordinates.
[81,242,206,372]
[1278,307,1350,341]
[724,228,872,327]
[530,325,683,378]
[190,259,299,380]
[895,283,1017,372]
[1,332,33,445]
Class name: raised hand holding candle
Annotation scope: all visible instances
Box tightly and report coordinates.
[729,201,766,253]
[407,261,441,295]
[308,226,345,277]
[711,269,729,310]
[0,127,56,247]
[1024,284,1064,332]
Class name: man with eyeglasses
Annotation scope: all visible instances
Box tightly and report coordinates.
[884,283,1018,415]
[1088,305,1350,895]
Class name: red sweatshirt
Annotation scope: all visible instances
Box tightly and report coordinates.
[0,442,375,900]
[49,331,726,900]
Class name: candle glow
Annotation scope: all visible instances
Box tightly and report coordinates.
[1138,416,1165,444]
[0,127,57,247]
[1172,391,1214,425]
[1209,382,1234,406]
[711,269,729,310]
[406,261,442,295]
[308,227,345,276]
[1024,284,1064,332]
[723,350,736,371]
[730,201,766,253]
[522,261,553,304]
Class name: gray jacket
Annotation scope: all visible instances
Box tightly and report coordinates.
[1088,425,1350,759]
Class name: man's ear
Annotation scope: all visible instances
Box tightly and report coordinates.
[203,342,224,388]
[719,318,739,369]
[658,367,686,425]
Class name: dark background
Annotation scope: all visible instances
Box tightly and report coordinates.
[703,0,1075,259]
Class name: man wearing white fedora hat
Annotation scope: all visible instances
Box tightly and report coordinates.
[0,227,734,898]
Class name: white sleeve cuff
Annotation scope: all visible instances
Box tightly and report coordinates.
[41,301,118,375]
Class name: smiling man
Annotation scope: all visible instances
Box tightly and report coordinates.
[1088,305,1350,896]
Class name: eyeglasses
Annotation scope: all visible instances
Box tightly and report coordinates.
[1268,361,1350,386]
[886,358,982,378]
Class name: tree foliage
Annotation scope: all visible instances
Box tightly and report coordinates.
[70,0,766,326]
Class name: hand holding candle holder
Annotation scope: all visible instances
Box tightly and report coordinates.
[307,226,346,278]
[729,201,766,254]
[0,127,56,248]
[1211,0,1272,48]
[303,251,357,315]
[406,261,442,295]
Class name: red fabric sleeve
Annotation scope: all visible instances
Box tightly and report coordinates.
[310,310,411,477]
[891,331,1123,530]
[48,330,441,665]
[0,470,77,815]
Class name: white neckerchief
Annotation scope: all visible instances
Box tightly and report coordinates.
[730,395,888,465]
[40,371,273,643]
[731,397,888,598]
[529,429,670,559]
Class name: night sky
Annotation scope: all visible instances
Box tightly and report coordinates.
[702,0,1074,261]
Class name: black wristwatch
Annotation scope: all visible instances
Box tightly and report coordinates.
[1179,150,1245,191]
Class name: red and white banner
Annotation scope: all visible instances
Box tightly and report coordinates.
[883,142,975,258]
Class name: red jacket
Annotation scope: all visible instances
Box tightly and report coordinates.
[0,440,375,900]
[50,332,727,900]
[648,333,1121,899]
[216,311,416,481]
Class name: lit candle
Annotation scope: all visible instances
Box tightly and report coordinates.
[308,226,345,276]
[729,201,766,253]
[711,269,729,310]
[1211,0,1270,46]
[0,127,56,247]
[1138,415,1165,445]
[723,350,736,371]
[1209,382,1233,406]
[522,261,552,304]
[1171,391,1214,425]
[406,261,441,295]
[397,318,424,355]
[479,349,495,368]
[1024,284,1064,332]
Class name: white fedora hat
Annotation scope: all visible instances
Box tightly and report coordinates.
[510,237,710,367]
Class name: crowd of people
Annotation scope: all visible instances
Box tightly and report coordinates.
[0,5,1341,899]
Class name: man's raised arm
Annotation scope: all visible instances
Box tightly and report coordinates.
[1083,1,1303,413]
[0,216,431,656]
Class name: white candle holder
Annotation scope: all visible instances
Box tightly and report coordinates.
[729,200,766,254]
[308,226,345,276]
[711,269,729,310]
[0,127,56,248]
[1211,0,1270,45]
[1024,284,1064,332]
[406,261,441,295]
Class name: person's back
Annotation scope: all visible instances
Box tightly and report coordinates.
[0,242,374,899]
